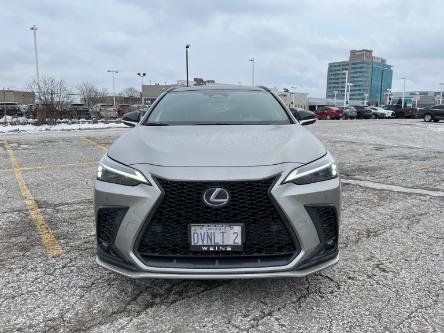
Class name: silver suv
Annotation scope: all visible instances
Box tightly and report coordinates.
[94,86,341,279]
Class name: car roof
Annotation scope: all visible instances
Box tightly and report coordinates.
[170,85,266,92]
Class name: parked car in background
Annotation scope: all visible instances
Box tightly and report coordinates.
[386,98,417,118]
[116,104,132,117]
[338,106,357,119]
[315,106,344,120]
[368,106,395,119]
[352,105,373,119]
[417,104,444,122]
[92,104,118,119]
[65,103,91,119]
[0,102,22,117]
[289,107,317,125]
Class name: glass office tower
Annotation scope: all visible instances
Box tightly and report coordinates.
[326,50,393,105]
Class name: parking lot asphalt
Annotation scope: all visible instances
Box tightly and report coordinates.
[0,119,443,333]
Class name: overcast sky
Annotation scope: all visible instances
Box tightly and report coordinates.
[2,0,444,96]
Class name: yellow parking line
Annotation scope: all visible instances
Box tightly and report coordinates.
[3,141,62,257]
[83,137,108,152]
[0,161,99,173]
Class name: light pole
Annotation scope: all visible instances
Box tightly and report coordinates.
[185,44,190,87]
[290,86,297,107]
[347,83,353,105]
[439,83,444,104]
[333,90,338,106]
[342,70,348,106]
[137,72,146,105]
[401,77,406,108]
[30,25,40,84]
[107,70,119,106]
[249,58,255,86]
[379,66,393,106]
[415,92,419,108]
[363,93,368,106]
[386,89,392,106]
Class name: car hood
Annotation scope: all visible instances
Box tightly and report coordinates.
[108,124,326,167]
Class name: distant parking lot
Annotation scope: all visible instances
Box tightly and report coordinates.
[0,119,443,332]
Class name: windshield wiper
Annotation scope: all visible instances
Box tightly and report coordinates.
[144,122,170,126]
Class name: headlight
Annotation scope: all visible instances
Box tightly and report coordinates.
[97,156,150,186]
[283,153,338,185]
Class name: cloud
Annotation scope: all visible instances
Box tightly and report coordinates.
[1,0,443,96]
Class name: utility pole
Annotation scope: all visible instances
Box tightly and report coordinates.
[333,90,338,106]
[249,58,255,86]
[3,88,6,125]
[185,44,190,87]
[290,86,297,107]
[30,25,40,84]
[107,70,119,106]
[439,83,444,104]
[137,72,146,105]
[343,70,348,106]
[401,77,406,108]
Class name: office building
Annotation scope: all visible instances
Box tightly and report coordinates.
[326,49,393,105]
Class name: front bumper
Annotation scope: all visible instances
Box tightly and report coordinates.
[97,253,339,279]
[94,163,341,278]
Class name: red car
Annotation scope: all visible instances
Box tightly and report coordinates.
[315,106,344,120]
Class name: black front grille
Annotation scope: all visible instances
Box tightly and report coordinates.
[136,177,299,268]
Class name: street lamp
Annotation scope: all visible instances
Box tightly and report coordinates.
[415,92,420,108]
[363,93,368,107]
[107,70,119,106]
[386,88,392,106]
[185,44,190,87]
[342,70,348,106]
[347,83,353,105]
[30,25,40,84]
[379,66,393,106]
[439,83,444,104]
[249,58,255,86]
[290,86,297,107]
[137,72,146,105]
[401,77,406,108]
[333,90,338,106]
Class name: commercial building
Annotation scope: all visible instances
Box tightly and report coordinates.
[326,49,393,105]
[390,90,443,108]
[141,78,218,105]
[0,89,35,104]
[273,89,309,110]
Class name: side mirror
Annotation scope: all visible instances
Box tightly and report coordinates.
[291,108,317,126]
[122,111,140,127]
[300,118,317,126]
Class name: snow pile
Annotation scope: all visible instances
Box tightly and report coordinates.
[0,122,127,133]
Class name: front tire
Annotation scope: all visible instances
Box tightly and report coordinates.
[424,114,433,122]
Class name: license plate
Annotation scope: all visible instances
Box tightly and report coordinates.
[189,224,243,251]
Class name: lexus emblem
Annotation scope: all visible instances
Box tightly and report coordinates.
[203,187,230,207]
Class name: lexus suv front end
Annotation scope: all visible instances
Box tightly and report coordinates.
[94,86,341,279]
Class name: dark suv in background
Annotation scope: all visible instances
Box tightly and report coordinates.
[417,105,444,122]
[352,105,373,119]
[0,102,22,117]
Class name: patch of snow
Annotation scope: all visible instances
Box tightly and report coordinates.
[0,122,127,133]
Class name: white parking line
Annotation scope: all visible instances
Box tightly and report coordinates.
[342,178,444,197]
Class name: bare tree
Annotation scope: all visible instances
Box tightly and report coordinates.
[120,87,140,98]
[77,82,108,108]
[28,76,72,124]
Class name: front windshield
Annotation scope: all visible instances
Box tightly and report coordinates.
[143,89,291,125]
